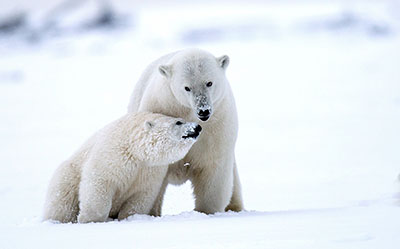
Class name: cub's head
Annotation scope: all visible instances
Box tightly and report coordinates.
[134,112,201,166]
[158,48,230,122]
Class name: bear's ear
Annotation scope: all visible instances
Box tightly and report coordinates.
[217,55,230,70]
[144,121,154,130]
[159,65,172,78]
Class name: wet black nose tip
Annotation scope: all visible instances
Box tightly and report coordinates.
[198,109,210,117]
[182,124,202,140]
[195,124,202,134]
[197,109,211,121]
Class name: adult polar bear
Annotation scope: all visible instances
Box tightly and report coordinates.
[128,48,243,214]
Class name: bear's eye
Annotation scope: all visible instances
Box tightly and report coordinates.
[184,87,191,92]
[206,81,213,87]
[176,121,183,125]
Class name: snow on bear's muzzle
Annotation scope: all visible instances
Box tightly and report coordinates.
[194,94,212,122]
[182,123,202,140]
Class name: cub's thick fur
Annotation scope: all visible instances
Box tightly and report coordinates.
[43,112,201,223]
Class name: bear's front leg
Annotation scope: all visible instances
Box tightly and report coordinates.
[191,157,234,214]
[118,186,163,220]
[117,192,156,220]
[225,160,244,212]
[78,176,114,223]
[148,176,169,217]
[225,159,244,212]
[118,167,168,220]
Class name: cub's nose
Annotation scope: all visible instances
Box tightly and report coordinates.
[197,109,211,121]
[194,124,202,134]
[182,124,202,140]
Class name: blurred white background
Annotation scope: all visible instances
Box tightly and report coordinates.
[0,0,399,248]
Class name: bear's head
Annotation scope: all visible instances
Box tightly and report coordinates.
[158,49,230,122]
[134,112,201,166]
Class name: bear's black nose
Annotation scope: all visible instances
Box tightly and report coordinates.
[182,124,202,139]
[197,109,210,121]
[194,124,202,134]
[198,109,210,117]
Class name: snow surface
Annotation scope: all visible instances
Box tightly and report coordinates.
[1,1,400,248]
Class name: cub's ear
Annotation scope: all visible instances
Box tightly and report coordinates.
[144,121,154,130]
[217,55,229,70]
[159,65,172,78]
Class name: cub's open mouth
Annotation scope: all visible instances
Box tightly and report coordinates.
[182,124,202,139]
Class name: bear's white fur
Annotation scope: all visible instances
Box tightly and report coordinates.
[128,48,244,214]
[43,112,201,223]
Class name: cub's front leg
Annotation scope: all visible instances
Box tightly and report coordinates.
[118,166,168,219]
[78,169,115,223]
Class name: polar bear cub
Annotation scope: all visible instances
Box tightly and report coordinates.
[43,112,202,223]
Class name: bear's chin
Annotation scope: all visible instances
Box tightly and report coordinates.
[198,116,210,122]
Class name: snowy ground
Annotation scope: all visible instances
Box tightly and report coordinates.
[1,1,400,248]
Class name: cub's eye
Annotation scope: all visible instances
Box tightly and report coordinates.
[184,87,191,92]
[176,121,183,125]
[206,82,213,87]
